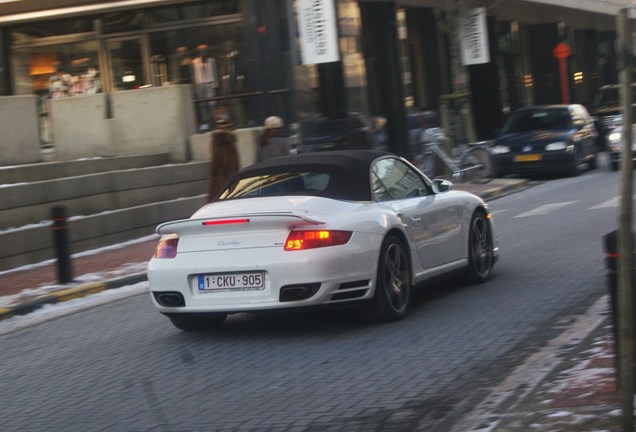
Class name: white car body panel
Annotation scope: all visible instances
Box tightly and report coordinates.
[148,196,397,312]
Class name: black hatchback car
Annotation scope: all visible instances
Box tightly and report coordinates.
[492,105,598,176]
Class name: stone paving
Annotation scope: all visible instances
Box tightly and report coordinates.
[0,176,628,431]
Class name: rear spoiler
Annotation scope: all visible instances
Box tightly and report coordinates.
[156,211,326,235]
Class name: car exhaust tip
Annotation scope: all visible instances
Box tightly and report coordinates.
[279,283,320,302]
[153,291,186,307]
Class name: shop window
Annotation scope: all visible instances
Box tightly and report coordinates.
[107,38,145,91]
[11,18,95,44]
[149,22,247,130]
[147,0,240,26]
[338,0,367,115]
[11,40,100,146]
[102,11,144,33]
[12,41,100,97]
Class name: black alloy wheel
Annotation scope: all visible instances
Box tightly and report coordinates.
[465,211,494,283]
[358,235,411,323]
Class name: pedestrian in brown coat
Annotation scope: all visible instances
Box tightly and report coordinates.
[208,113,239,201]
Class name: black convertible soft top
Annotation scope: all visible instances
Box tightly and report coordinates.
[223,150,394,201]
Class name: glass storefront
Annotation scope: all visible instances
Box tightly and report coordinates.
[12,40,100,97]
[339,0,367,115]
[292,0,369,121]
[6,0,254,137]
[149,22,247,129]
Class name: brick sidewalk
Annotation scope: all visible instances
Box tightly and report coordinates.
[0,177,626,430]
[0,238,157,305]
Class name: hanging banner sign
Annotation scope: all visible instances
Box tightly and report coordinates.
[460,7,490,66]
[297,0,340,65]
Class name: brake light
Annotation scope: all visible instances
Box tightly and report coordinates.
[284,230,352,250]
[154,234,179,258]
[202,218,250,226]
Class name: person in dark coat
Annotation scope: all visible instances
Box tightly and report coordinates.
[257,116,290,161]
[208,112,239,200]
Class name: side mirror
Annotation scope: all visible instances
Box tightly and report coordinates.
[432,178,453,193]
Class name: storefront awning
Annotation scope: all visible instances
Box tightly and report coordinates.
[0,0,191,24]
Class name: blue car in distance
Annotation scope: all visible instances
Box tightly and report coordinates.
[491,105,598,177]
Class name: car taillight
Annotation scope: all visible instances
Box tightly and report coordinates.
[284,230,352,251]
[202,218,250,226]
[154,234,179,258]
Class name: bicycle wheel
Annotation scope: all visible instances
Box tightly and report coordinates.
[460,147,495,184]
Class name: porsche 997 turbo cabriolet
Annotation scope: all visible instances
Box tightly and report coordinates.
[147,150,498,331]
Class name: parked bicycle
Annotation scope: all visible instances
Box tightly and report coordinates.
[415,134,495,184]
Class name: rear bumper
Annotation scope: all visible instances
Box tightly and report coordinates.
[494,152,576,174]
[147,240,381,314]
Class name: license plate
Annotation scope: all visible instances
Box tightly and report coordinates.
[514,154,542,162]
[197,272,265,292]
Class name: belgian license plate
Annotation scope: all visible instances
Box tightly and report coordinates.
[514,154,542,162]
[198,272,265,292]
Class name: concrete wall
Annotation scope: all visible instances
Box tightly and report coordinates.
[190,126,262,168]
[0,196,207,271]
[0,95,41,165]
[49,93,113,159]
[111,85,195,161]
[0,153,171,184]
[0,153,208,270]
[0,161,208,230]
[52,85,196,162]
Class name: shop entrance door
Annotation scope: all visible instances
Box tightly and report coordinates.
[106,37,146,91]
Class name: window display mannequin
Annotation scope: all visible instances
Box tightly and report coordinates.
[192,43,218,131]
[175,46,192,84]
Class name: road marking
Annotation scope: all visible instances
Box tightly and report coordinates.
[590,196,620,209]
[490,209,510,216]
[512,202,576,218]
[589,195,636,209]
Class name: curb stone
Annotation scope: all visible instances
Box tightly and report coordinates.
[0,273,147,320]
[478,179,529,200]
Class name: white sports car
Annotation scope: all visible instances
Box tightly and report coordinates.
[147,150,498,331]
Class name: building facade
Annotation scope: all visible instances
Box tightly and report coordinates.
[0,0,630,159]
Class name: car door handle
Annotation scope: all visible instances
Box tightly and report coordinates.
[410,216,422,225]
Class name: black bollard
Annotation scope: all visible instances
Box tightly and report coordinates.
[51,205,73,284]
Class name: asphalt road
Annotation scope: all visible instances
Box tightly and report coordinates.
[0,161,618,432]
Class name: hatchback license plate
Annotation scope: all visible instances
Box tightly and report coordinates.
[198,272,264,291]
[515,154,542,162]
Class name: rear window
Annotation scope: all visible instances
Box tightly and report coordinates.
[218,172,330,200]
[593,87,619,108]
[592,86,636,108]
[503,108,572,133]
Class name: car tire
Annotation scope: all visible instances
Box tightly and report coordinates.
[568,149,581,177]
[358,235,411,323]
[588,151,598,170]
[464,211,494,284]
[166,313,227,331]
[611,160,619,172]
